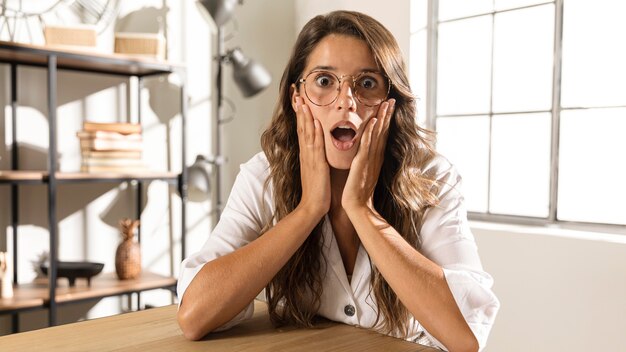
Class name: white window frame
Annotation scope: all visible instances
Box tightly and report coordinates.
[418,0,626,234]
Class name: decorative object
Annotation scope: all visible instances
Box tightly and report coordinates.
[192,0,271,220]
[44,24,98,48]
[115,218,141,280]
[0,251,14,298]
[114,32,166,59]
[40,261,104,287]
[31,251,50,278]
[0,0,120,44]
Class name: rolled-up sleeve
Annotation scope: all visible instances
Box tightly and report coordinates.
[177,152,273,331]
[417,157,500,351]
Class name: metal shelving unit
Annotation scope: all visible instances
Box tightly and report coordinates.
[0,40,188,332]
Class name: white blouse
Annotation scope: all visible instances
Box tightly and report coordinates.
[178,152,500,351]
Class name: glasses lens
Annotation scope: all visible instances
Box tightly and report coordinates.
[355,72,389,106]
[303,71,340,106]
[302,71,390,106]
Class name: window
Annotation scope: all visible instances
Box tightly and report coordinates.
[410,0,626,230]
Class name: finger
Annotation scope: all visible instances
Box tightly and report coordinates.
[358,117,378,156]
[383,99,395,135]
[299,97,309,139]
[368,101,389,154]
[301,100,315,144]
[313,118,324,150]
[373,99,396,158]
[379,99,394,148]
[295,97,304,139]
[375,101,389,138]
[375,99,395,153]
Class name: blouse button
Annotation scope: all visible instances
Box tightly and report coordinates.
[344,304,356,317]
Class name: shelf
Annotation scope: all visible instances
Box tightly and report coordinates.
[50,272,176,304]
[1,39,187,329]
[0,272,176,312]
[0,171,45,184]
[0,171,179,184]
[0,287,45,313]
[0,41,183,77]
[55,172,179,183]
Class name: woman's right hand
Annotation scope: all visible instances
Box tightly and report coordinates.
[295,96,331,219]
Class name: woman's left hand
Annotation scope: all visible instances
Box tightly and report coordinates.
[342,99,395,212]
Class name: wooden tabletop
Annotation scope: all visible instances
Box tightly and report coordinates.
[0,301,439,351]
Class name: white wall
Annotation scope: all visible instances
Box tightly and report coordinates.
[219,0,295,200]
[474,223,626,352]
[294,0,411,63]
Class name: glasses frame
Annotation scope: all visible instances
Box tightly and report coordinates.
[297,70,391,107]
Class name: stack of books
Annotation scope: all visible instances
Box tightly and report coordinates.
[78,122,146,173]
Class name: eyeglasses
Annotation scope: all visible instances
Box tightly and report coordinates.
[298,70,391,107]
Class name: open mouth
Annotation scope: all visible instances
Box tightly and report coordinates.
[331,125,357,142]
[330,124,357,151]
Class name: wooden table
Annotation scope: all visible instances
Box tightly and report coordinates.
[0,301,439,351]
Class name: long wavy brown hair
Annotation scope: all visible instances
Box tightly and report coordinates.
[260,10,440,337]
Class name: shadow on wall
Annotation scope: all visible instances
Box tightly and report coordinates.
[12,68,125,121]
[115,3,183,166]
[0,142,142,230]
[113,4,180,280]
[0,44,178,235]
[115,6,168,35]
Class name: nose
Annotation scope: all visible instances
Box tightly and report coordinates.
[336,79,356,111]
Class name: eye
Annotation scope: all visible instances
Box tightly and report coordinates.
[314,73,336,88]
[358,76,378,90]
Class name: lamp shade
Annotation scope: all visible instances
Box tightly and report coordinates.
[187,155,213,202]
[228,48,272,97]
[196,0,238,27]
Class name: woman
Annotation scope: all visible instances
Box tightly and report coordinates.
[177,10,499,352]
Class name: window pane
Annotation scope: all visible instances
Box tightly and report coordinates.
[490,113,551,217]
[410,0,428,32]
[561,1,626,107]
[437,16,492,116]
[439,0,493,21]
[492,5,554,113]
[410,30,428,126]
[558,108,626,225]
[436,116,490,212]
[495,0,553,11]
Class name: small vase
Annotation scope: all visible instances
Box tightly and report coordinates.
[115,219,141,280]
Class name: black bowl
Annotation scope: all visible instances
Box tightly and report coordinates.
[40,261,105,287]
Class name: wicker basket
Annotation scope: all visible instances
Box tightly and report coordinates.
[114,32,165,60]
[44,24,97,48]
